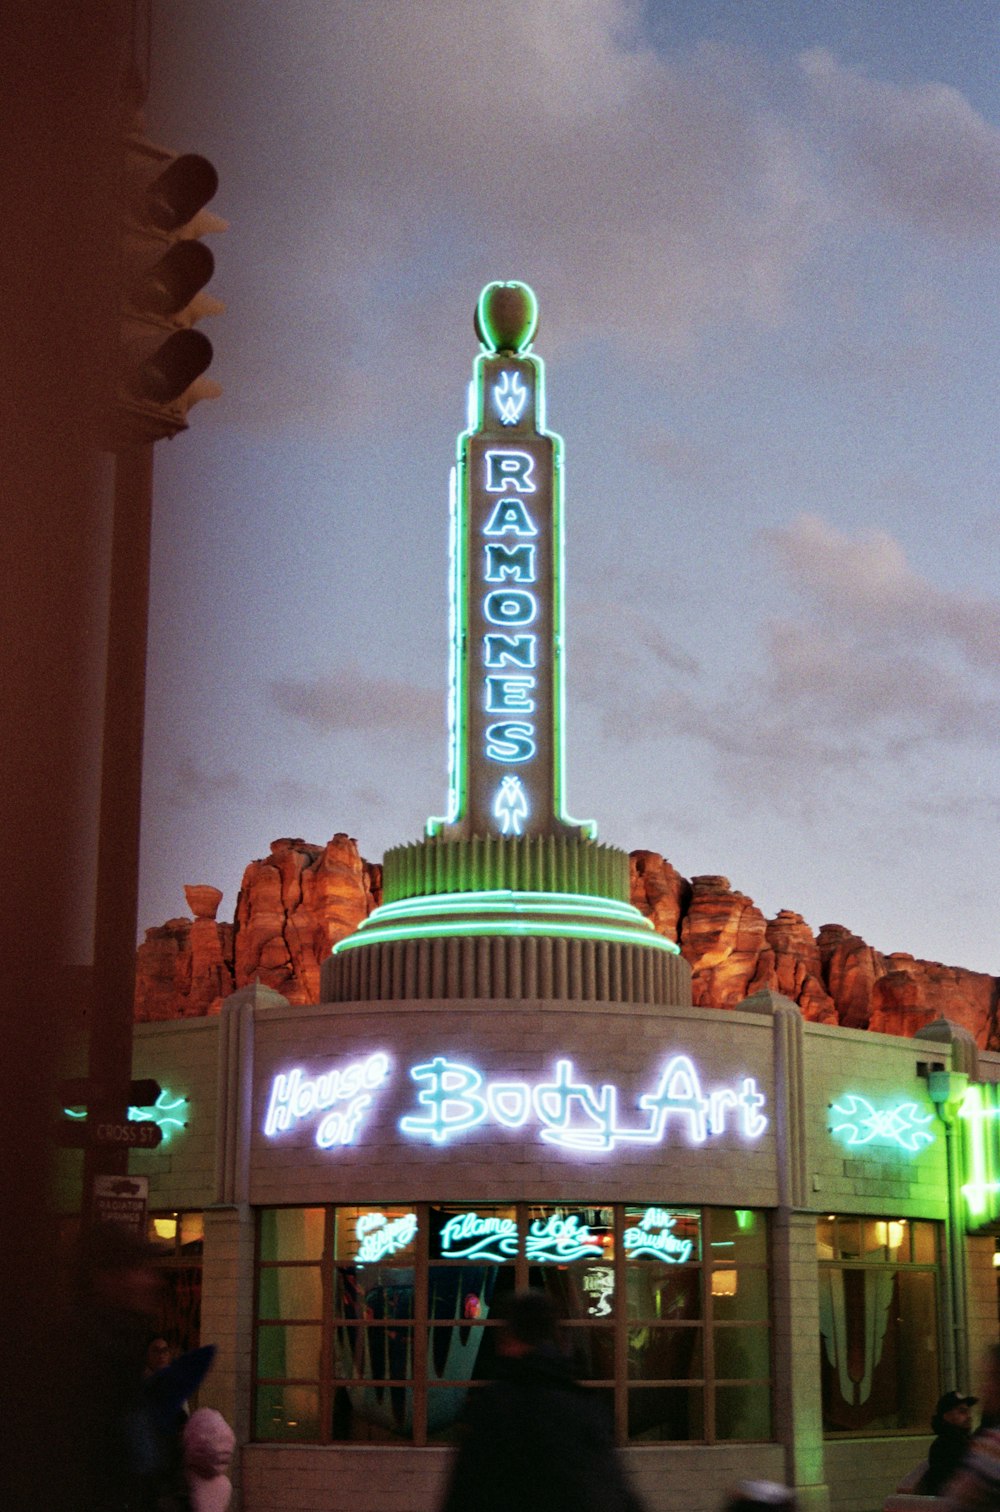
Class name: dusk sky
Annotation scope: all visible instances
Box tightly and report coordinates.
[139,1,999,975]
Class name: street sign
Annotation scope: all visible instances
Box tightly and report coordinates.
[92,1173,149,1237]
[58,1117,163,1149]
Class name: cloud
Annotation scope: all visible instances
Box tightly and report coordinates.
[572,512,1000,812]
[269,668,443,736]
[165,760,245,808]
[801,48,1000,237]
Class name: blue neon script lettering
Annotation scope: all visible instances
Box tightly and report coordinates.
[264,1051,390,1149]
[440,1211,519,1262]
[623,1208,695,1262]
[356,1211,417,1263]
[399,1056,768,1150]
[481,450,539,795]
[526,1213,603,1262]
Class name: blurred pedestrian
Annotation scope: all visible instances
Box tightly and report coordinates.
[943,1347,1000,1512]
[439,1289,643,1512]
[183,1408,236,1512]
[927,1392,978,1495]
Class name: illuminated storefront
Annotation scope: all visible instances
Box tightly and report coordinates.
[126,286,1000,1512]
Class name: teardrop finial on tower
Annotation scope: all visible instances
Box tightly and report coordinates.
[475,281,538,354]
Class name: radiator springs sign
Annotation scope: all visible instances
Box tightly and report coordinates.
[263,1048,768,1156]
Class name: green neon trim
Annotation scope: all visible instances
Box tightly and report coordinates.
[476,282,539,355]
[428,299,594,840]
[959,1084,1000,1223]
[359,888,653,929]
[550,420,596,838]
[334,915,678,955]
[735,1209,755,1230]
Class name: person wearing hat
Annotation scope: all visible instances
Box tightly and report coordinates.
[926,1390,978,1495]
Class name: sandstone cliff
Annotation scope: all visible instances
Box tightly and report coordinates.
[135,836,999,1048]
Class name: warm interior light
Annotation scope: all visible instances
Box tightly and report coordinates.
[712,1269,738,1297]
[875,1220,905,1250]
[992,1251,1000,1269]
[152,1216,177,1241]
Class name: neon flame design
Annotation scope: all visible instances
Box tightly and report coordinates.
[494,371,528,426]
[493,773,529,835]
[830,1094,935,1153]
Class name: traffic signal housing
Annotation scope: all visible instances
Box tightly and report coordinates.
[117,133,225,444]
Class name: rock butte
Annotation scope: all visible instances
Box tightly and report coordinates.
[134,835,999,1047]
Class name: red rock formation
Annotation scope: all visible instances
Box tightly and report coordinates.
[629,852,690,943]
[816,924,887,1030]
[869,955,998,1047]
[233,835,376,1004]
[680,876,774,1008]
[135,835,998,1044]
[134,833,378,1020]
[766,910,837,1023]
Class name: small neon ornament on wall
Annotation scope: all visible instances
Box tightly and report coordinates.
[829,1093,935,1153]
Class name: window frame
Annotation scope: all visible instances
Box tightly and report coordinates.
[253,1202,772,1447]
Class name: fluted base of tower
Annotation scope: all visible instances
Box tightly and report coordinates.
[322,929,690,1006]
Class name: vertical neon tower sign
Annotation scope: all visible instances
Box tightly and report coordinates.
[428,281,594,842]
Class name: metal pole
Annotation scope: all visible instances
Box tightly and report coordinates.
[84,441,154,1202]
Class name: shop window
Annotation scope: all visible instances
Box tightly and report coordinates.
[818,1216,941,1435]
[254,1203,771,1448]
[147,1210,204,1357]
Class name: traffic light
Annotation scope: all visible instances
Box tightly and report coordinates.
[116,132,225,444]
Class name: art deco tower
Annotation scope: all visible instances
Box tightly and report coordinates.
[323,284,690,1011]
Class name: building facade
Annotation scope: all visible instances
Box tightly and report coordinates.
[123,286,1000,1512]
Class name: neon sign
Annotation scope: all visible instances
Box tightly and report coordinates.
[829,1094,935,1153]
[623,1208,695,1262]
[262,1049,767,1157]
[439,1211,518,1262]
[494,370,528,425]
[399,1055,767,1151]
[960,1084,1000,1224]
[427,280,594,843]
[525,1212,603,1262]
[264,1052,390,1149]
[493,775,528,835]
[355,1211,417,1263]
[64,1088,189,1144]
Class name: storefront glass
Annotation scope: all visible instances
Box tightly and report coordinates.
[254,1203,771,1446]
[817,1216,941,1435]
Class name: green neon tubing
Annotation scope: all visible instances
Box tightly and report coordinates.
[427,297,595,840]
[364,888,652,928]
[334,915,678,955]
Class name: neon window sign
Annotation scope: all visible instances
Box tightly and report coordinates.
[439,1211,519,1263]
[355,1210,417,1264]
[829,1094,936,1153]
[623,1207,696,1262]
[264,1052,390,1150]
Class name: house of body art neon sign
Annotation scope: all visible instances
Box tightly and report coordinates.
[263,1050,767,1155]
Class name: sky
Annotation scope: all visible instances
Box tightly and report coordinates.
[137,0,1000,976]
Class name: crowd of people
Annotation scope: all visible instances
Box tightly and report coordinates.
[73,1225,1000,1512]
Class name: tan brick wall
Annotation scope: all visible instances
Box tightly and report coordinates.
[240,1442,787,1512]
[130,1017,220,1210]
